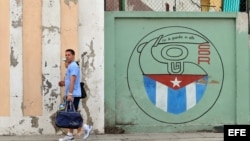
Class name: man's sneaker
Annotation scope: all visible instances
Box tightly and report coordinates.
[83,125,93,139]
[59,135,74,141]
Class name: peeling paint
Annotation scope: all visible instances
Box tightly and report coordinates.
[236,13,248,33]
[80,51,88,81]
[88,40,96,70]
[42,74,46,83]
[80,40,96,81]
[12,16,22,28]
[1,0,104,135]
[44,90,59,111]
[48,0,55,8]
[10,46,19,67]
[64,0,78,7]
[42,74,52,95]
[79,44,95,126]
[42,25,60,34]
[30,116,39,128]
[11,0,22,29]
[79,40,97,126]
[52,64,59,68]
[50,90,59,98]
[15,0,21,6]
[81,51,88,59]
[45,102,54,112]
[19,119,25,125]
[44,61,47,67]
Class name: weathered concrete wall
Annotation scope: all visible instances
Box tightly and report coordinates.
[0,0,104,135]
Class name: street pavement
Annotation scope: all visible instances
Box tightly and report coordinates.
[0,132,223,141]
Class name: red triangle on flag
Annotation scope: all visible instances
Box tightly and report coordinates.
[145,74,206,90]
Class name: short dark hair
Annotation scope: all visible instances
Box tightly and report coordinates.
[65,49,75,55]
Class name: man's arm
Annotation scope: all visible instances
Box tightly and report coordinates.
[67,75,76,101]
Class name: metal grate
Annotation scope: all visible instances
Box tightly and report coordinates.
[105,0,247,12]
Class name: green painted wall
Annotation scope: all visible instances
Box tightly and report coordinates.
[105,12,249,133]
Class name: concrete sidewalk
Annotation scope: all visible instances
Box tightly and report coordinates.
[0,132,223,141]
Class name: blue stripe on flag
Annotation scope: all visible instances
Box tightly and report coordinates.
[143,76,156,104]
[167,87,186,114]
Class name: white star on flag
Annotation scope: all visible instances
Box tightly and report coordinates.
[170,77,182,87]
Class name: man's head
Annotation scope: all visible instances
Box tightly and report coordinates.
[65,49,75,63]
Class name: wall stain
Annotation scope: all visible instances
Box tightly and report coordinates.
[79,39,97,126]
[81,98,93,126]
[10,47,19,67]
[47,39,51,44]
[80,52,90,96]
[38,128,43,134]
[21,102,24,115]
[209,80,219,84]
[50,112,61,133]
[30,116,39,128]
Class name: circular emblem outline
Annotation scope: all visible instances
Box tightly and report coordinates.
[127,26,224,124]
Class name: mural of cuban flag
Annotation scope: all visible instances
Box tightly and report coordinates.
[137,30,209,115]
[144,74,208,115]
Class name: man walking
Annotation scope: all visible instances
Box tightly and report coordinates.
[59,49,92,141]
[59,49,81,141]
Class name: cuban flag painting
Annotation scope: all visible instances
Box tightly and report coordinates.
[143,74,208,115]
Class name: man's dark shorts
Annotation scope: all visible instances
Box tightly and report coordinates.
[73,97,81,110]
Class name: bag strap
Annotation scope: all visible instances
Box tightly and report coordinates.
[64,101,76,112]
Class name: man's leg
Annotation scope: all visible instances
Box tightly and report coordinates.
[72,97,82,136]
